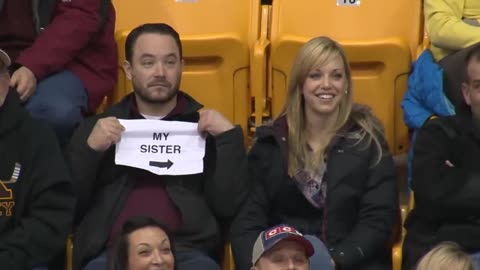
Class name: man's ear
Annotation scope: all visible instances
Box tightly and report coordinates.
[123,60,132,80]
[462,82,471,106]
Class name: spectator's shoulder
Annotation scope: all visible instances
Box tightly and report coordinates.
[420,115,458,140]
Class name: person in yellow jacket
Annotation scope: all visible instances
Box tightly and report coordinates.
[425,0,480,109]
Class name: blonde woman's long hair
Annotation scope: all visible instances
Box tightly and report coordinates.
[416,242,473,270]
[278,36,384,176]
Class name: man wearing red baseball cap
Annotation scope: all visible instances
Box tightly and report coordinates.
[250,224,317,270]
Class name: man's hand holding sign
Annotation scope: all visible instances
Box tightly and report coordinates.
[197,109,234,136]
[87,117,125,152]
[94,108,235,176]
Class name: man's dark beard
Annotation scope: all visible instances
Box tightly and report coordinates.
[134,86,178,105]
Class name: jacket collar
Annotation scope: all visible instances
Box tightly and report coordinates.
[255,107,362,156]
[106,90,204,121]
[254,105,373,191]
[455,104,480,141]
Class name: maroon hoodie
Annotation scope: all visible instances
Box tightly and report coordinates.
[0,0,118,111]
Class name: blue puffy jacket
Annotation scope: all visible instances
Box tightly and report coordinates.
[401,49,454,129]
[401,49,455,190]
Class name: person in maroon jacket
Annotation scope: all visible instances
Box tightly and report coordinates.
[0,0,117,145]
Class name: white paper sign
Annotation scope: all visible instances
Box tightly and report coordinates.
[115,119,206,175]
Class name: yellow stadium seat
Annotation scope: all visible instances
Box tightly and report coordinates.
[111,0,264,136]
[393,243,402,270]
[392,217,404,270]
[393,192,415,270]
[95,97,108,114]
[408,192,415,213]
[65,234,73,270]
[267,0,424,155]
[222,242,235,270]
[250,5,272,133]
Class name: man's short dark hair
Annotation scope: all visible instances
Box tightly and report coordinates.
[125,23,183,62]
[464,44,480,83]
[108,216,176,270]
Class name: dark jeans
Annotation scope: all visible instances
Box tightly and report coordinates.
[23,69,88,145]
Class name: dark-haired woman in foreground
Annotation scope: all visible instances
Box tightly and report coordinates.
[109,216,175,270]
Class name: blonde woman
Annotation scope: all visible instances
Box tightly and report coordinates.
[230,36,399,270]
[416,242,473,270]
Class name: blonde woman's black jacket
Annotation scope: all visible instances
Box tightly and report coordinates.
[230,109,399,270]
[67,92,249,270]
[0,89,74,269]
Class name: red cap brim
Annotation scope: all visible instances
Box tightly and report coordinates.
[282,235,315,257]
